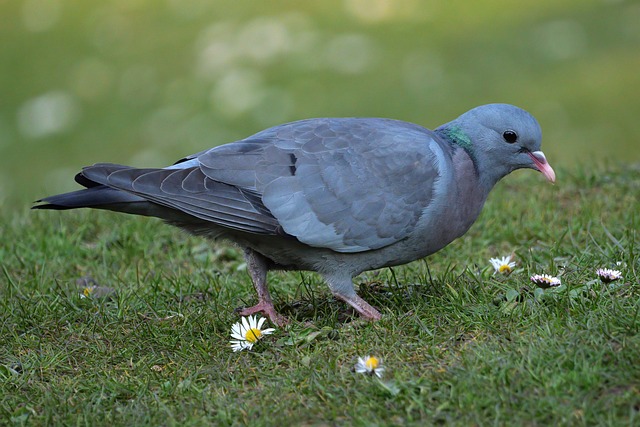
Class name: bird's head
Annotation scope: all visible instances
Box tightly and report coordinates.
[438,103,556,191]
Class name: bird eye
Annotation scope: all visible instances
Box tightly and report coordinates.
[502,130,518,143]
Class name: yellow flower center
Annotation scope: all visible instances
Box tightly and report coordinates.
[245,328,262,343]
[365,357,379,370]
[498,264,512,273]
[83,287,93,296]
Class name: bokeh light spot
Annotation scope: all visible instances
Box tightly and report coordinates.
[22,0,61,32]
[325,34,376,74]
[17,91,80,139]
[211,68,265,117]
[534,20,587,60]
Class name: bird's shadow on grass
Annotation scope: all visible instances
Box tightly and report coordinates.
[273,279,443,326]
[278,296,359,325]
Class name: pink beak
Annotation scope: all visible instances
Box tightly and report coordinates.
[527,151,556,183]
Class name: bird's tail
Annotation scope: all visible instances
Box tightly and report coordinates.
[33,186,140,209]
[34,162,158,216]
[32,186,159,217]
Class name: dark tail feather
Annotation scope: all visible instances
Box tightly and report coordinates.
[32,186,150,213]
[32,185,194,221]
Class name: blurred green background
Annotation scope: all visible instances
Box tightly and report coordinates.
[1,0,638,206]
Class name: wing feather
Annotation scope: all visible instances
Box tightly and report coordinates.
[196,118,451,252]
[81,165,280,234]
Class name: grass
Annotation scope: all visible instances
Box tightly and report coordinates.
[1,163,639,426]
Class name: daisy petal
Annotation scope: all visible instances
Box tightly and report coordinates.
[241,316,251,332]
[230,340,248,352]
[231,323,243,337]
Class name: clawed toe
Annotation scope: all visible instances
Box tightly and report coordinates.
[235,302,289,326]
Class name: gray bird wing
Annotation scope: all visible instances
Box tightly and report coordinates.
[197,118,452,253]
[81,163,281,235]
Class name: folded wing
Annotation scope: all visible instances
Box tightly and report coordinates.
[198,118,449,252]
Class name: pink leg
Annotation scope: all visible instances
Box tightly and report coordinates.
[337,292,382,321]
[236,248,289,326]
[325,274,382,321]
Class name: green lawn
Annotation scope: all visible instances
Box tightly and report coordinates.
[1,163,638,425]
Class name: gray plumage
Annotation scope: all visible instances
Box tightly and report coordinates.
[34,103,556,325]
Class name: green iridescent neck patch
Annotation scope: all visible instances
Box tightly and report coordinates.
[442,125,476,162]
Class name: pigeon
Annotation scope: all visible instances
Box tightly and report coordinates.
[33,103,555,325]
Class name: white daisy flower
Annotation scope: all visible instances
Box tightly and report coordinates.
[355,355,384,378]
[489,255,516,275]
[79,286,96,299]
[596,268,622,283]
[530,274,561,289]
[229,315,275,352]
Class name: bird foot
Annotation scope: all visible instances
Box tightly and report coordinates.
[235,301,289,326]
[357,304,382,321]
[338,293,382,321]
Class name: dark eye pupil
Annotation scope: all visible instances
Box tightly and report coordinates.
[503,130,517,143]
